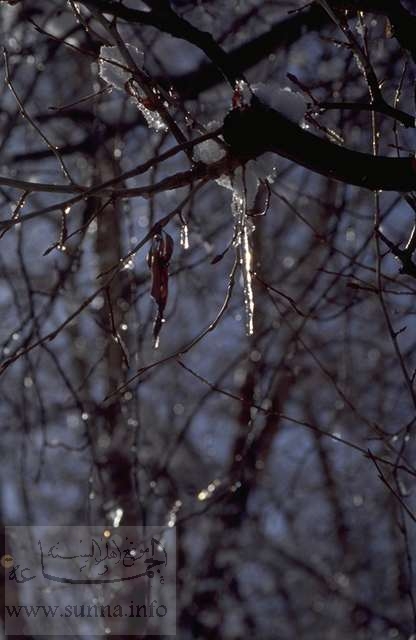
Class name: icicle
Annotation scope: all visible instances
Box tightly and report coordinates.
[231,189,255,336]
[180,223,189,249]
[241,222,254,335]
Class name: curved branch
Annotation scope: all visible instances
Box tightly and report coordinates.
[173,5,329,99]
[319,100,415,129]
[222,103,416,192]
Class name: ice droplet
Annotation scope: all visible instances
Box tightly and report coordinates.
[197,479,221,502]
[122,258,135,271]
[111,507,123,528]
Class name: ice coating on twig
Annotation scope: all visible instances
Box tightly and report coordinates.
[133,99,168,132]
[217,154,277,209]
[99,44,167,131]
[99,44,144,90]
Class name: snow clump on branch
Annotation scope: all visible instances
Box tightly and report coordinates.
[252,83,306,124]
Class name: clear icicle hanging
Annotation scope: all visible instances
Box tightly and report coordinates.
[231,188,255,336]
[180,222,189,250]
[241,219,254,335]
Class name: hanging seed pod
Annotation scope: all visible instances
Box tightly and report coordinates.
[147,231,174,348]
[248,179,271,217]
